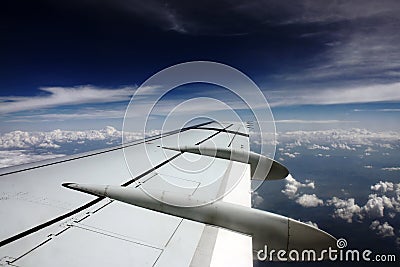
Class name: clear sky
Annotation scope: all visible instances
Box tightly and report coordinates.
[1,0,400,132]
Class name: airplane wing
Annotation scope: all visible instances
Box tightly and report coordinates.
[0,121,336,266]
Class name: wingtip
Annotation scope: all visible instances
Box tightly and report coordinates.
[265,160,290,180]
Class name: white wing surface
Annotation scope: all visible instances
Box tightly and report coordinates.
[0,121,255,266]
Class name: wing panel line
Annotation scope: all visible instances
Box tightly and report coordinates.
[195,124,234,145]
[68,223,163,251]
[7,238,52,264]
[227,127,240,148]
[0,197,104,248]
[164,219,184,248]
[195,127,249,137]
[0,154,181,248]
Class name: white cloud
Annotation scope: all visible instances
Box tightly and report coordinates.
[0,126,151,169]
[369,221,395,237]
[6,109,128,122]
[362,194,392,218]
[308,144,330,150]
[38,142,60,149]
[275,120,356,124]
[269,83,400,107]
[271,0,400,93]
[4,91,259,122]
[331,143,355,151]
[371,181,394,193]
[0,85,137,114]
[271,128,399,149]
[382,167,400,171]
[355,109,400,112]
[107,0,188,33]
[301,220,319,229]
[316,153,330,157]
[105,0,400,40]
[296,194,324,207]
[366,182,400,215]
[252,191,264,208]
[329,181,400,223]
[283,152,296,158]
[378,144,394,149]
[0,150,65,168]
[326,197,362,223]
[0,126,145,150]
[281,175,325,208]
[281,174,315,199]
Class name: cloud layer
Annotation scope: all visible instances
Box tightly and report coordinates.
[0,150,65,168]
[326,197,362,223]
[0,85,135,114]
[269,83,400,107]
[370,220,395,238]
[281,174,315,200]
[93,0,400,37]
[0,126,148,168]
[0,126,138,149]
[254,128,400,149]
[283,179,400,223]
[281,177,400,244]
[295,194,324,208]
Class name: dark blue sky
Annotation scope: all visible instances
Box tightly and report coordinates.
[1,0,400,131]
[1,1,326,90]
